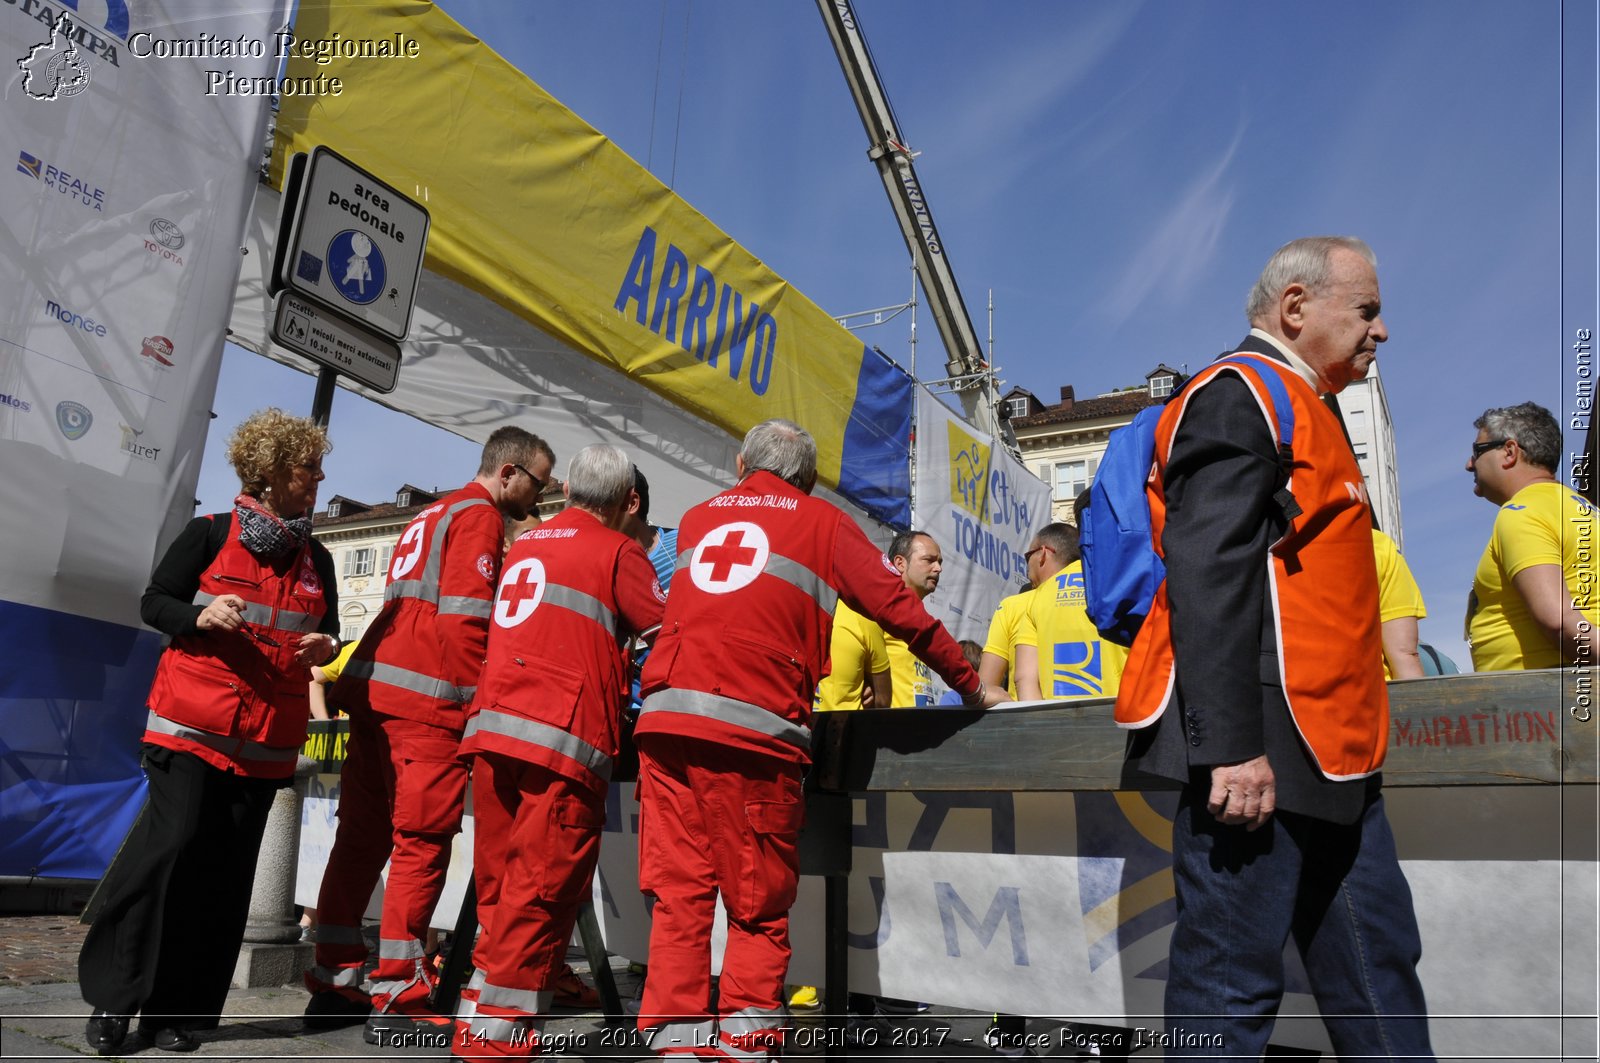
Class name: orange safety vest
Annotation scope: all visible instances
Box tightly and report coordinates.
[145,525,327,778]
[1114,356,1388,781]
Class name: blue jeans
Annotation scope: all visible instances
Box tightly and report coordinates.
[1163,788,1435,1061]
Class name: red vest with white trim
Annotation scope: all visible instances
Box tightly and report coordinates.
[1114,356,1389,780]
[637,470,981,764]
[332,482,502,732]
[460,507,666,793]
[144,524,327,778]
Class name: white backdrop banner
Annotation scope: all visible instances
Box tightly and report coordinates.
[0,0,289,877]
[912,389,1053,649]
[297,780,1597,1060]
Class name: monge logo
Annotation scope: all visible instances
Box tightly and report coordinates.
[947,421,991,519]
[56,400,92,440]
[45,298,107,336]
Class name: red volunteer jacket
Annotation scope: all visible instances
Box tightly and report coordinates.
[460,508,667,793]
[1114,356,1389,780]
[145,526,328,778]
[333,482,503,732]
[636,470,981,764]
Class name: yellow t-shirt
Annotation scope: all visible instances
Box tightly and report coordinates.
[882,632,933,707]
[1373,529,1426,680]
[1022,561,1126,699]
[816,600,890,711]
[981,589,1036,698]
[1468,481,1599,671]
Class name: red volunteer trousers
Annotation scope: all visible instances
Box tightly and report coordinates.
[451,754,603,1059]
[636,733,803,1047]
[310,710,467,1012]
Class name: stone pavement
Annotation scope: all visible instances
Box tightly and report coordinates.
[0,915,1140,1060]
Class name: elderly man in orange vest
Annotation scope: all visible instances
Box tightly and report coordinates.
[1117,237,1435,1060]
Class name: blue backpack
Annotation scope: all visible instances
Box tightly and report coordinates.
[1079,354,1297,646]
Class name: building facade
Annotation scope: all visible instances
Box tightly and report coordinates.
[1006,362,1404,547]
[1005,366,1182,523]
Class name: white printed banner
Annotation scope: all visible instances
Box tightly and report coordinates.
[0,0,289,878]
[298,781,1596,1060]
[912,389,1053,649]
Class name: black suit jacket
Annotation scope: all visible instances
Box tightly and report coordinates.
[1123,335,1374,823]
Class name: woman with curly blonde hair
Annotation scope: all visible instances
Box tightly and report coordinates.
[80,409,340,1054]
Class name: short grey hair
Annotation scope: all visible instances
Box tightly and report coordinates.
[739,419,817,490]
[1475,402,1562,473]
[566,444,635,511]
[1246,236,1377,325]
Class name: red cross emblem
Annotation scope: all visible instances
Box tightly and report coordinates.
[494,557,547,627]
[689,522,770,595]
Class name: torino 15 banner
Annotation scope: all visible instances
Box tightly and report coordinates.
[0,0,288,877]
[913,389,1052,654]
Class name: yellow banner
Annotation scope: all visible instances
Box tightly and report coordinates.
[273,0,883,488]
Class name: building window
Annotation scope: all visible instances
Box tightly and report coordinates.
[343,547,376,578]
[1347,408,1367,432]
[1054,460,1088,502]
[325,500,341,518]
[1004,396,1030,420]
[397,490,411,509]
[380,543,393,578]
[340,602,367,643]
[1149,374,1175,399]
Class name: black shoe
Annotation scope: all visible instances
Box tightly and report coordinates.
[303,989,371,1029]
[84,1010,129,1053]
[138,1025,199,1052]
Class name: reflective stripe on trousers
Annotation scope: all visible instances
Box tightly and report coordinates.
[463,709,612,779]
[642,1019,717,1057]
[638,690,811,750]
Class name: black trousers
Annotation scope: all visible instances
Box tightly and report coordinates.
[78,745,282,1028]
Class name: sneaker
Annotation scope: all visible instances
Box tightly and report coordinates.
[787,985,821,1010]
[302,990,370,1030]
[551,962,600,1009]
[873,996,929,1015]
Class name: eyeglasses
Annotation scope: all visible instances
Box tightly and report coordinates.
[241,626,281,648]
[294,461,323,475]
[513,464,552,495]
[1024,545,1050,563]
[1470,439,1509,462]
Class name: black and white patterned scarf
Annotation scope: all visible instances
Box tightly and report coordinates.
[234,493,311,559]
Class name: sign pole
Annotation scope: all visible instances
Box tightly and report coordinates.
[310,367,337,428]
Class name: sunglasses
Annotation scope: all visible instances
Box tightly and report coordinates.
[1470,439,1509,461]
[241,626,281,648]
[513,464,552,495]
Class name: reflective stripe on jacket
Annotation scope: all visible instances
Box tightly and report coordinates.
[144,525,327,777]
[332,482,501,730]
[460,507,666,791]
[636,470,981,764]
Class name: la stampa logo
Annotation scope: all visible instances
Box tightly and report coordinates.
[18,11,91,101]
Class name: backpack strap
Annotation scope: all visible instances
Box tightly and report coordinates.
[1209,353,1303,522]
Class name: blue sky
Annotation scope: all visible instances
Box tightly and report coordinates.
[202,0,1591,669]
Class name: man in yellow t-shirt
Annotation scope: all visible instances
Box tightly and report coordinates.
[308,638,360,720]
[815,530,943,709]
[1018,522,1127,700]
[1373,529,1426,680]
[1465,402,1599,670]
[979,587,1035,699]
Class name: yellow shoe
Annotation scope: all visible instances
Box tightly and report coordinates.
[787,985,820,1010]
